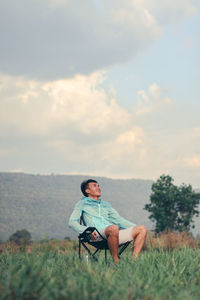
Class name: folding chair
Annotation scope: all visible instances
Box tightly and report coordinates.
[78,213,132,262]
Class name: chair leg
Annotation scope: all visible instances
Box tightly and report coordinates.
[80,241,98,261]
[93,248,100,256]
[79,239,81,259]
[118,242,131,258]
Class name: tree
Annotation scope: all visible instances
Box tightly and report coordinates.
[144,175,200,233]
[9,229,32,245]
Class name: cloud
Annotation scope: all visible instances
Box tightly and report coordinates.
[46,125,145,178]
[183,156,200,169]
[137,0,198,27]
[0,0,197,80]
[0,72,146,176]
[135,83,174,115]
[1,72,199,186]
[181,129,200,171]
[140,127,200,185]
[0,72,132,141]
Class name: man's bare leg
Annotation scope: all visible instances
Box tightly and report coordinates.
[104,225,119,263]
[131,225,147,259]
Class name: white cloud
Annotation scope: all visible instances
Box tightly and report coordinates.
[136,83,174,115]
[1,72,199,186]
[0,72,132,139]
[111,2,159,35]
[100,126,145,161]
[42,73,132,137]
[0,0,197,80]
[193,128,200,138]
[0,72,147,177]
[183,156,200,169]
[140,127,200,185]
[137,0,198,27]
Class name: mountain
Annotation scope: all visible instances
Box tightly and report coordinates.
[0,173,199,241]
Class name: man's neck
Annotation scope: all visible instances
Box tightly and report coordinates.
[87,195,100,201]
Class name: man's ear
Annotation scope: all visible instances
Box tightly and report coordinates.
[85,187,90,195]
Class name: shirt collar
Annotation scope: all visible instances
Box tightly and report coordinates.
[81,196,101,203]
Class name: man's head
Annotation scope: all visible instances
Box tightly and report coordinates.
[81,179,101,200]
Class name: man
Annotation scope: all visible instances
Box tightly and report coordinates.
[69,179,147,263]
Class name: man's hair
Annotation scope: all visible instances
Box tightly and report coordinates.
[81,179,97,197]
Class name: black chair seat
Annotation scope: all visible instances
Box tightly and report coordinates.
[78,226,131,262]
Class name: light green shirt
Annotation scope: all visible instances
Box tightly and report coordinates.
[68,197,136,234]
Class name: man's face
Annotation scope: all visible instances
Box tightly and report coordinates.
[86,182,101,199]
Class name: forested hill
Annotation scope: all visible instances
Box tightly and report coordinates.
[0,173,154,241]
[0,173,200,241]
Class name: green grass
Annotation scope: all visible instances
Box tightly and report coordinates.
[1,245,200,300]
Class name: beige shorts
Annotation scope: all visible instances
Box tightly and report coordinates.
[94,226,135,245]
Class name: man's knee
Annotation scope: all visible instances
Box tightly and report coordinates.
[105,225,119,237]
[138,225,147,236]
[132,225,147,238]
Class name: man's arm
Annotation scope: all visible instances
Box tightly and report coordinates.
[68,201,87,234]
[109,206,136,229]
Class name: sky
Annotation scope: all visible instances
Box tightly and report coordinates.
[0,0,200,187]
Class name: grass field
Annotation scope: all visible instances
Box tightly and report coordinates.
[0,234,200,300]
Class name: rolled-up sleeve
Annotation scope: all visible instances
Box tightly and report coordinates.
[109,207,136,229]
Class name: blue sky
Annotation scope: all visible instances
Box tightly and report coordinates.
[0,0,199,187]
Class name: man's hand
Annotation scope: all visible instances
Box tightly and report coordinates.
[90,231,98,240]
